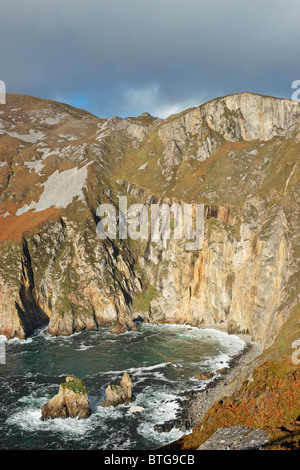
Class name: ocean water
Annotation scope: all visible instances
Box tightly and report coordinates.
[0,323,245,450]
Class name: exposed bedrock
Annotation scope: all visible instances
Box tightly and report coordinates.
[100,373,135,407]
[0,92,299,348]
[41,376,91,420]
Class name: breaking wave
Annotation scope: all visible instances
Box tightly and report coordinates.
[0,323,245,450]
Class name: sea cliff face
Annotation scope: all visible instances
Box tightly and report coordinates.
[0,92,299,348]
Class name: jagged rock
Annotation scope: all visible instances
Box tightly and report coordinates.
[109,319,139,335]
[194,372,213,381]
[101,373,135,407]
[41,392,68,420]
[216,367,228,374]
[41,376,91,420]
[197,425,269,450]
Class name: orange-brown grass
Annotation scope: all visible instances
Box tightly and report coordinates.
[224,140,251,150]
[166,358,300,451]
[0,207,60,242]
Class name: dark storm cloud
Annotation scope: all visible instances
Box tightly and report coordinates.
[0,0,300,117]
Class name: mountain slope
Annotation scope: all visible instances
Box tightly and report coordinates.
[0,92,299,349]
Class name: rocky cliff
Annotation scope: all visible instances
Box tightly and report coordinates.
[0,92,299,348]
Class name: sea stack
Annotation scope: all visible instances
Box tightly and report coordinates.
[41,376,91,420]
[101,373,135,407]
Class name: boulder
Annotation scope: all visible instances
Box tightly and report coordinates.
[197,425,269,450]
[109,320,139,334]
[101,373,135,407]
[194,372,213,381]
[41,376,91,420]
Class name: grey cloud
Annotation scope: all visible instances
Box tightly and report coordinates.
[0,0,299,117]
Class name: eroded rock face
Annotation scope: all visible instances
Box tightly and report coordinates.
[100,373,135,407]
[157,93,300,172]
[0,92,299,348]
[119,188,296,348]
[41,377,91,420]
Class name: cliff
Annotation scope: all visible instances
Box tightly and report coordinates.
[0,92,299,348]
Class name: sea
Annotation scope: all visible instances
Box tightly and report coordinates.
[0,323,245,450]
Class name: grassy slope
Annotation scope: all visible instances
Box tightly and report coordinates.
[113,128,300,208]
[162,305,300,450]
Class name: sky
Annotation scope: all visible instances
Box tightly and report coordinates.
[1,0,300,119]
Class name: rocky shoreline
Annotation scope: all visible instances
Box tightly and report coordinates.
[154,339,262,434]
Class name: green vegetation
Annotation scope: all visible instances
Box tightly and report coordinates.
[61,377,87,395]
[132,283,158,312]
[110,384,121,392]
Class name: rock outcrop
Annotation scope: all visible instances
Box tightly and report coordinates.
[41,376,91,420]
[100,373,135,407]
[194,372,213,381]
[197,425,269,450]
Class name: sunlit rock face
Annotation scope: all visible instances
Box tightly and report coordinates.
[0,92,299,348]
[41,377,91,420]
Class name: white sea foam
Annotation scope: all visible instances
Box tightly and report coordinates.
[138,420,183,445]
[2,322,247,449]
[95,403,124,421]
[136,387,183,444]
[75,343,94,351]
[128,405,144,414]
[7,336,33,344]
[7,408,99,438]
[100,361,173,378]
[99,433,134,450]
[7,393,103,440]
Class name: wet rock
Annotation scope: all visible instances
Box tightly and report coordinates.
[41,376,91,420]
[133,315,144,328]
[154,420,177,433]
[101,373,135,407]
[197,425,269,450]
[109,319,139,335]
[194,372,213,381]
[153,424,166,433]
